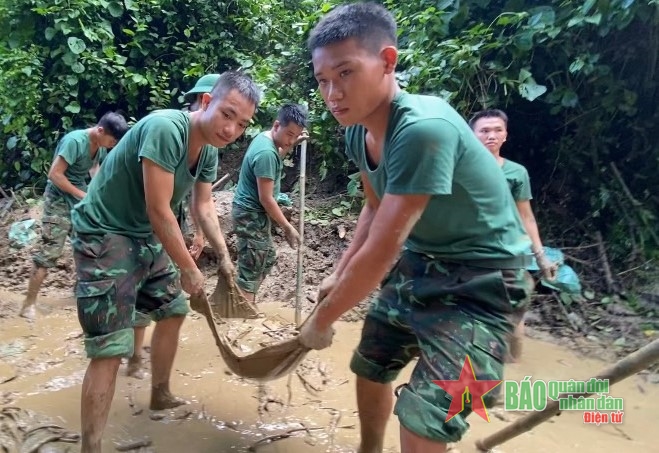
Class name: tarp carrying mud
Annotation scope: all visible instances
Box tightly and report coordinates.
[0,406,80,453]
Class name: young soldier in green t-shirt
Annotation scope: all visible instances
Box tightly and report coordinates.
[179,73,222,258]
[232,104,308,303]
[128,73,223,380]
[297,4,534,452]
[70,71,260,453]
[19,112,129,320]
[469,108,557,363]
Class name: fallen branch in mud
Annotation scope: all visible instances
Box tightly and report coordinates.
[115,437,152,451]
[595,231,617,294]
[552,293,580,332]
[211,173,231,191]
[247,424,355,451]
[296,370,322,394]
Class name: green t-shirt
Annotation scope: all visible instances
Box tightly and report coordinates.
[71,109,218,237]
[345,91,530,262]
[233,132,282,212]
[502,159,532,201]
[45,129,108,209]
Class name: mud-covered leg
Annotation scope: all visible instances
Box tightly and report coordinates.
[20,265,48,319]
[81,356,122,453]
[150,315,186,410]
[127,326,147,379]
[356,377,393,453]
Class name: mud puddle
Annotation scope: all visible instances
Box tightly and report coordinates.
[1,289,659,453]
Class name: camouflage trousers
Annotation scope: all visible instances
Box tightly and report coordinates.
[71,232,189,359]
[232,204,277,294]
[32,189,72,269]
[349,250,533,443]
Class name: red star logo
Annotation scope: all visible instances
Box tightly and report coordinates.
[432,355,502,423]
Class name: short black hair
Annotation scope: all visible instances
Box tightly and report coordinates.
[210,70,261,108]
[98,111,129,140]
[277,104,308,128]
[469,109,509,129]
[307,2,397,54]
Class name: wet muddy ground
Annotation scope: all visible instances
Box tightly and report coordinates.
[1,191,658,452]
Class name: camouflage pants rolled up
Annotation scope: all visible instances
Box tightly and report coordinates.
[349,250,533,444]
[71,232,189,358]
[231,204,277,294]
[32,189,72,269]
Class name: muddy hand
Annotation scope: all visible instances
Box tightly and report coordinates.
[293,129,310,147]
[316,272,338,304]
[188,233,205,260]
[298,305,335,350]
[218,258,236,282]
[180,267,204,295]
[537,254,558,281]
[283,224,300,249]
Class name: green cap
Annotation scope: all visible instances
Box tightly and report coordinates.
[183,73,221,103]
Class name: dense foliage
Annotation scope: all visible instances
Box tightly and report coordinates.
[1,0,657,279]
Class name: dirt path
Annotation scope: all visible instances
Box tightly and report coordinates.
[1,289,659,453]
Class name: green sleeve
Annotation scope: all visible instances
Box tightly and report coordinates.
[252,150,279,181]
[197,146,219,183]
[385,119,459,195]
[517,167,533,201]
[137,116,184,173]
[56,135,85,166]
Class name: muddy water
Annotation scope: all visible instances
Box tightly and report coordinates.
[1,289,658,453]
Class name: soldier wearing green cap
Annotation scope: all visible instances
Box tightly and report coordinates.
[127,73,224,380]
[183,74,222,110]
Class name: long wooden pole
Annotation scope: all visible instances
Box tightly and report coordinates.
[475,338,659,451]
[294,139,307,327]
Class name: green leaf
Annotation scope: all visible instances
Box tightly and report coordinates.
[584,290,595,300]
[601,296,612,305]
[514,30,535,51]
[65,102,81,113]
[519,81,547,101]
[569,59,585,73]
[45,27,56,41]
[21,67,32,76]
[559,292,573,306]
[584,13,602,25]
[7,136,18,150]
[14,161,20,172]
[561,90,579,108]
[108,2,123,17]
[582,0,597,15]
[67,37,86,54]
[131,74,146,84]
[62,51,77,66]
[567,16,584,27]
[613,337,626,347]
[519,68,533,82]
[331,207,344,217]
[71,62,85,74]
[66,75,78,86]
